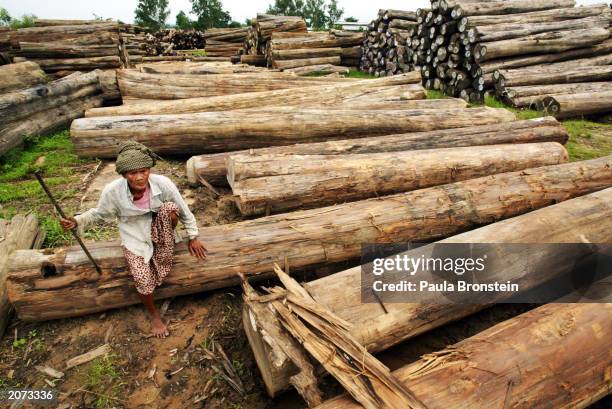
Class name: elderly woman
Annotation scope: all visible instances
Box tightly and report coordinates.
[61,141,207,338]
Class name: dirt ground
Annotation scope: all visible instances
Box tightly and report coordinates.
[1,156,610,409]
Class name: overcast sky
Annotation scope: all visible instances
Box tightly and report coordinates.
[0,0,604,25]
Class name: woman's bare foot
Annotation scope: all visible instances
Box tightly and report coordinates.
[151,316,169,338]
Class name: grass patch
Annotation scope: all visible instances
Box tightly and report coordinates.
[483,94,543,120]
[426,90,447,100]
[346,69,375,79]
[563,119,612,161]
[82,353,125,408]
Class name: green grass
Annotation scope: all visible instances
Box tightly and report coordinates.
[346,69,375,79]
[83,353,125,408]
[483,94,543,120]
[426,90,447,100]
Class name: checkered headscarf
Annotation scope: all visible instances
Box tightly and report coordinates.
[115,141,163,174]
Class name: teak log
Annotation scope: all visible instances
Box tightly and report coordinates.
[6,157,612,321]
[245,188,612,397]
[462,4,608,27]
[273,56,342,70]
[0,61,47,93]
[71,106,516,157]
[0,214,44,338]
[0,95,103,156]
[228,142,569,216]
[18,42,120,58]
[23,56,121,72]
[496,65,612,87]
[316,302,612,409]
[186,117,569,186]
[0,70,100,126]
[454,0,576,17]
[474,27,610,62]
[543,91,612,119]
[502,82,612,108]
[85,72,423,117]
[285,64,350,76]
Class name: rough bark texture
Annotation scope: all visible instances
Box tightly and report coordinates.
[273,56,342,70]
[6,157,612,321]
[0,214,44,339]
[246,188,612,396]
[228,142,569,216]
[17,42,120,58]
[543,91,612,118]
[71,106,516,157]
[85,72,423,117]
[454,0,577,17]
[21,56,122,72]
[0,61,47,93]
[316,302,612,409]
[284,64,350,76]
[186,117,569,186]
[501,81,612,107]
[496,65,612,87]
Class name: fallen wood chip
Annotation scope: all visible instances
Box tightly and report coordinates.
[66,344,111,370]
[35,365,64,379]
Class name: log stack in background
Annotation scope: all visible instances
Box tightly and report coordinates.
[413,0,611,104]
[143,29,206,56]
[360,9,419,77]
[241,14,307,65]
[203,27,248,58]
[0,65,104,155]
[266,30,364,70]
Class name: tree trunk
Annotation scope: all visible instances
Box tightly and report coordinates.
[471,15,608,43]
[116,70,355,99]
[0,94,104,156]
[496,65,612,87]
[0,214,44,339]
[186,117,569,186]
[453,0,576,17]
[23,56,122,72]
[0,70,100,126]
[6,157,611,321]
[0,61,47,93]
[17,42,120,58]
[0,22,120,46]
[228,142,568,216]
[246,187,612,397]
[85,73,423,117]
[272,47,344,60]
[98,69,121,102]
[71,106,516,157]
[474,27,609,62]
[543,91,612,119]
[285,64,350,76]
[501,82,612,107]
[273,56,342,70]
[462,4,608,27]
[316,302,612,409]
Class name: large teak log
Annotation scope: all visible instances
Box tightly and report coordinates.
[6,157,612,321]
[71,106,516,157]
[0,61,47,93]
[186,117,569,186]
[245,187,612,396]
[228,142,569,216]
[543,91,612,119]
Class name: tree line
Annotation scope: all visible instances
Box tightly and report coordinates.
[135,0,355,31]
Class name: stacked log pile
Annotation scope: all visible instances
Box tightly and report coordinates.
[203,27,248,57]
[143,29,206,56]
[360,9,419,77]
[266,30,364,70]
[404,1,611,104]
[494,51,612,117]
[241,14,307,63]
[0,67,104,155]
[0,19,148,77]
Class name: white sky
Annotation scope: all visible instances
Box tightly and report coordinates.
[0,0,604,25]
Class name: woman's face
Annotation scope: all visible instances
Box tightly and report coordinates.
[123,168,150,191]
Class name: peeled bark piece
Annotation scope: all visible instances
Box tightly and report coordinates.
[229,142,569,216]
[543,91,612,119]
[6,157,612,321]
[0,61,47,93]
[0,215,44,339]
[187,117,569,186]
[453,0,576,17]
[273,56,342,70]
[1,95,104,156]
[116,70,354,99]
[0,70,100,125]
[474,27,610,63]
[246,188,612,397]
[316,302,612,409]
[496,65,612,87]
[71,106,516,157]
[86,72,423,117]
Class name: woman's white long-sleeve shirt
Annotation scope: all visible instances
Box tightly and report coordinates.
[75,174,199,263]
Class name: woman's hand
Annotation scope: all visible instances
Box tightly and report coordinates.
[60,217,77,231]
[189,238,208,260]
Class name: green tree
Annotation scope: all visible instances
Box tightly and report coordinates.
[304,0,327,30]
[175,10,194,29]
[0,8,11,26]
[134,0,170,31]
[8,14,37,29]
[266,0,306,17]
[228,20,243,28]
[191,0,232,30]
[326,0,343,28]
[345,16,358,22]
